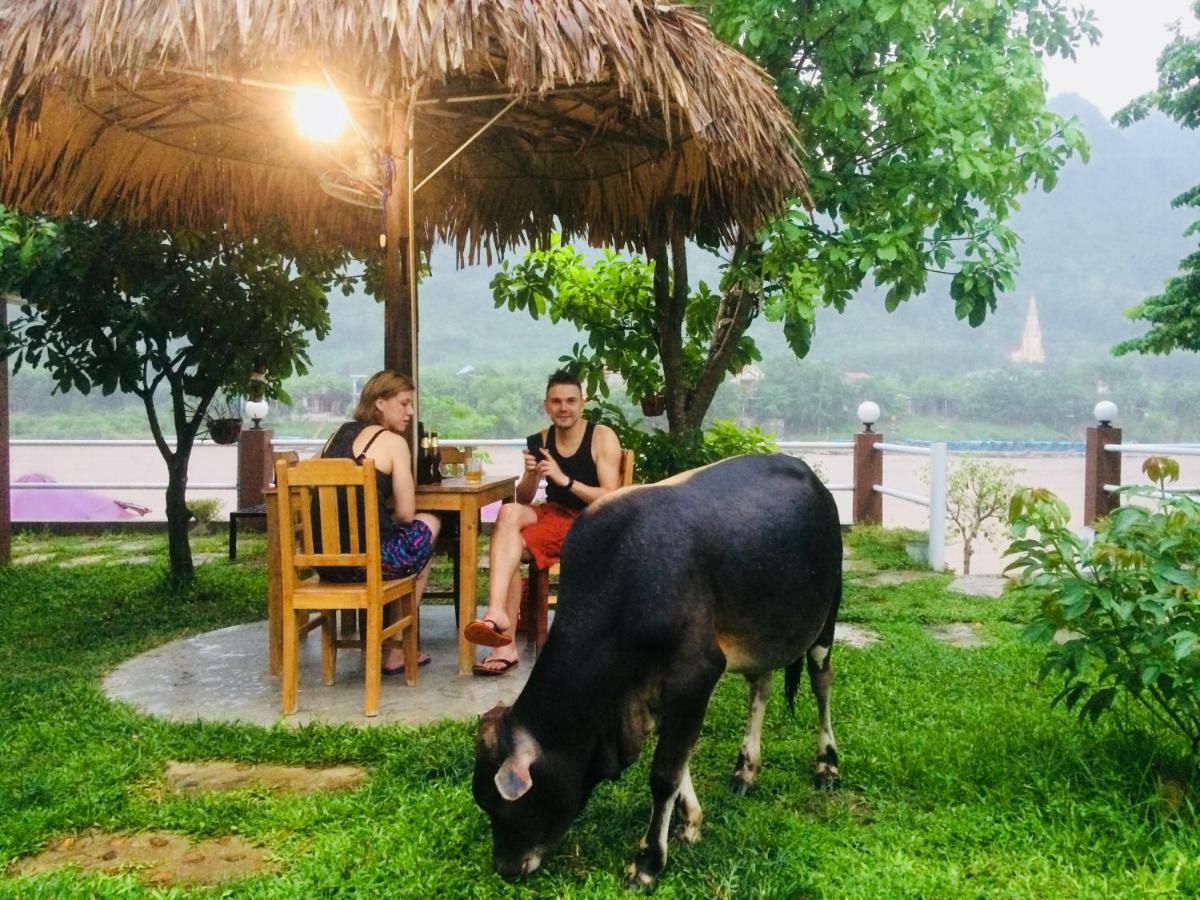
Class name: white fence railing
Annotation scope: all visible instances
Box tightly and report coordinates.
[1101,442,1200,496]
[874,441,948,571]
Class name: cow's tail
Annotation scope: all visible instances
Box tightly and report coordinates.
[783,658,804,717]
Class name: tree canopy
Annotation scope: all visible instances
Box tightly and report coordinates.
[497,0,1098,455]
[1113,1,1200,357]
[0,210,354,579]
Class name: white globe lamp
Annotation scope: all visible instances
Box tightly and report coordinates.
[857,401,881,433]
[1093,400,1118,428]
[245,398,270,429]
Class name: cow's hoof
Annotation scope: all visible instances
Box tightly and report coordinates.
[812,766,841,792]
[728,773,755,796]
[623,864,658,892]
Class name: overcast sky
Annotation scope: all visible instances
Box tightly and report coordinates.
[1043,0,1198,115]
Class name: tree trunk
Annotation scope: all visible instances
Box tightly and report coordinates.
[962,542,973,576]
[165,454,194,582]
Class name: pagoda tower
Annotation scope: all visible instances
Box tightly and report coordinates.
[1010,295,1045,364]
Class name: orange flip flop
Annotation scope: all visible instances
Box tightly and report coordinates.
[464,618,512,648]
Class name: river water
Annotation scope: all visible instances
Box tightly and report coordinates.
[10,442,1197,576]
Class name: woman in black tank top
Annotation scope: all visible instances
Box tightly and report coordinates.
[316,370,441,674]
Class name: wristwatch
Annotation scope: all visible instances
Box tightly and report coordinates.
[564,477,575,491]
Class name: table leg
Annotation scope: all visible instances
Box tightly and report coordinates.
[458,499,480,675]
[265,494,282,676]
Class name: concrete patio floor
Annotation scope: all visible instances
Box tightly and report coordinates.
[104,606,535,727]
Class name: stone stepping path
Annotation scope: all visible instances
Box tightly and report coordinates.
[57,554,109,568]
[837,623,880,648]
[928,622,986,648]
[13,553,54,566]
[193,553,225,566]
[107,555,153,566]
[842,559,877,573]
[9,831,273,887]
[857,570,933,588]
[947,575,1008,598]
[165,760,367,795]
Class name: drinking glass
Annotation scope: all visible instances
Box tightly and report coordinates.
[465,454,483,483]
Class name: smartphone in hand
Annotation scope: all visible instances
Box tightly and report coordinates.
[526,433,543,457]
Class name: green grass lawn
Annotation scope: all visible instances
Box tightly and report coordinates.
[2,530,1199,897]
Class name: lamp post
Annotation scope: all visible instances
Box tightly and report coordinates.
[854,401,883,525]
[1084,400,1121,525]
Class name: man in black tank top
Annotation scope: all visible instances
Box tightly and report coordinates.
[464,370,623,675]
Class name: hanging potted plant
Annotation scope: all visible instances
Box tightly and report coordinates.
[639,393,666,417]
[205,395,243,445]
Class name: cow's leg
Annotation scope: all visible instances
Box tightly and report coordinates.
[625,660,722,891]
[808,642,839,790]
[671,764,702,844]
[730,672,772,796]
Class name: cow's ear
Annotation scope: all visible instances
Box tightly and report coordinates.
[495,726,540,802]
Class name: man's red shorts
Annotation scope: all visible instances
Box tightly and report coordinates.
[522,502,580,570]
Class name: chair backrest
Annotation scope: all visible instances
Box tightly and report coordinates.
[271,450,300,485]
[274,458,384,589]
[439,445,469,466]
[619,448,636,486]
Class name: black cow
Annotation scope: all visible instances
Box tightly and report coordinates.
[473,453,842,888]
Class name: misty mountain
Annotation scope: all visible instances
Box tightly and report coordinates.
[309,93,1200,389]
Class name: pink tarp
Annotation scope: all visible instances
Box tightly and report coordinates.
[12,473,151,522]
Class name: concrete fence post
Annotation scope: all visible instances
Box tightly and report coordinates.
[853,431,883,525]
[928,442,948,571]
[237,427,274,512]
[1084,424,1122,525]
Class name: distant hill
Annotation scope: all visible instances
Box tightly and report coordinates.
[310,93,1200,388]
[795,94,1200,375]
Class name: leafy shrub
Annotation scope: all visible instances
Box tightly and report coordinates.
[187,498,224,524]
[1007,457,1200,753]
[590,404,776,483]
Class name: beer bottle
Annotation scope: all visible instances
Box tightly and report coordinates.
[430,432,443,483]
[419,434,433,484]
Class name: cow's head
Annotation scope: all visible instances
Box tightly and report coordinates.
[473,703,588,879]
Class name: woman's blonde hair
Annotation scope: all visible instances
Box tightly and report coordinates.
[352,370,415,424]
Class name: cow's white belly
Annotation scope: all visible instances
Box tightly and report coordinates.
[716,635,797,674]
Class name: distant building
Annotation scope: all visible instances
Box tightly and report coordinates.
[1010,295,1046,364]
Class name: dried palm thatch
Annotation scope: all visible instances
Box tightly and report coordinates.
[0,0,807,257]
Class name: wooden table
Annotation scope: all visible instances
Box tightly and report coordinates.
[416,475,516,673]
[263,474,515,677]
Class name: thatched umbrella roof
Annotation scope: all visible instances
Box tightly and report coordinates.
[0,0,807,258]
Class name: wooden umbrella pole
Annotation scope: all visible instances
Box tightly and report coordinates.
[382,96,414,381]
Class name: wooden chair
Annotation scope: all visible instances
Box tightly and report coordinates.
[275,457,420,717]
[520,448,635,653]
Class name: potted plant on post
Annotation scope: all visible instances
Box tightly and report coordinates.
[205,395,243,445]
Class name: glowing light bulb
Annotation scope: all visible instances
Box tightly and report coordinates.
[293,86,350,143]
